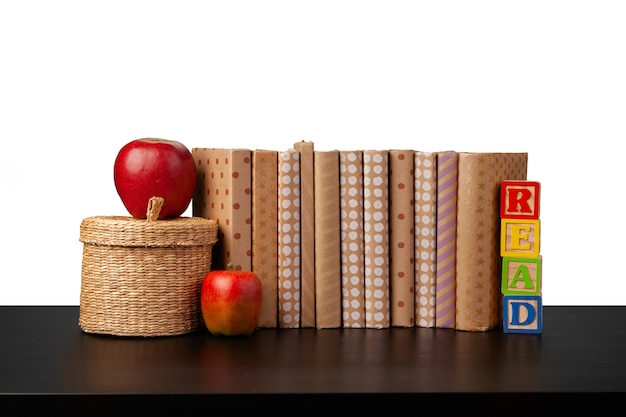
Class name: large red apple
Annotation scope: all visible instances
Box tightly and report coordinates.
[200,268,263,336]
[114,138,196,219]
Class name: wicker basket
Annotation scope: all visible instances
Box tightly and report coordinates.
[78,215,218,337]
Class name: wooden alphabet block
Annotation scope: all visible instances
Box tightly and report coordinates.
[500,180,540,220]
[501,256,542,295]
[501,218,540,258]
[503,295,542,334]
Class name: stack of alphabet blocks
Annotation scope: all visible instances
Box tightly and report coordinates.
[500,180,542,334]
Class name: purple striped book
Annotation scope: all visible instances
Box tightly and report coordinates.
[435,151,458,329]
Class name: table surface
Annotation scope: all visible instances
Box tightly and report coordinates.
[1,305,625,413]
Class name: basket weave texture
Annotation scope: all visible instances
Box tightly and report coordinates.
[79,215,218,337]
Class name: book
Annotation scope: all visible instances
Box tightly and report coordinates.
[277,148,301,328]
[362,150,390,329]
[251,149,279,328]
[293,140,316,328]
[455,152,528,331]
[339,150,365,328]
[192,147,252,272]
[413,151,437,328]
[388,150,416,327]
[313,150,342,328]
[435,151,458,329]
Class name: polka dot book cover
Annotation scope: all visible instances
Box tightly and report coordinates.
[277,149,301,329]
[363,150,391,329]
[339,150,366,328]
[413,151,437,328]
[389,150,416,327]
[192,148,253,273]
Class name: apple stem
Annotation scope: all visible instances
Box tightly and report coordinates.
[146,196,164,221]
[226,262,235,271]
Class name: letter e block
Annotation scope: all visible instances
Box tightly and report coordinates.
[503,295,542,334]
[501,180,540,219]
[501,219,540,258]
[502,256,542,295]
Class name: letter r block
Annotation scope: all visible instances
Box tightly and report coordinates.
[503,295,542,334]
[501,180,540,219]
[501,218,540,258]
[502,256,542,295]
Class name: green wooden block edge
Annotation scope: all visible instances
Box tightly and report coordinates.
[501,256,542,295]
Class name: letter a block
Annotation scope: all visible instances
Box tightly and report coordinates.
[500,180,540,219]
[502,256,542,295]
[503,295,542,334]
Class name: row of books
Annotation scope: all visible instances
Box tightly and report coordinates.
[191,142,528,331]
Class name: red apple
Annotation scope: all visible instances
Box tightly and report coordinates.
[200,268,263,336]
[113,138,196,219]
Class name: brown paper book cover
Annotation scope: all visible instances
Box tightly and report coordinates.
[314,150,342,329]
[277,149,301,328]
[293,140,315,328]
[363,150,390,329]
[455,152,528,332]
[388,150,415,327]
[435,151,458,329]
[192,148,252,272]
[339,150,365,328]
[414,151,437,328]
[252,149,278,328]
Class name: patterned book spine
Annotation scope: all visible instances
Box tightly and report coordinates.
[435,151,458,329]
[192,148,252,272]
[277,149,301,328]
[414,151,437,328]
[389,150,416,327]
[294,140,316,328]
[252,150,278,328]
[455,152,528,331]
[314,150,342,328]
[339,150,365,328]
[363,150,390,329]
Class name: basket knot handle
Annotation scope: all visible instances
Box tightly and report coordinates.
[146,196,164,221]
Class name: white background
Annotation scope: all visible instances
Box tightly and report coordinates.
[1,1,624,306]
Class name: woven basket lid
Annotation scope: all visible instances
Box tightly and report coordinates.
[79,215,218,248]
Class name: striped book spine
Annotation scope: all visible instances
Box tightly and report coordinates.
[314,150,342,328]
[435,151,458,329]
[294,140,316,328]
[251,149,279,328]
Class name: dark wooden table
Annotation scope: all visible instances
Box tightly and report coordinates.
[1,306,625,414]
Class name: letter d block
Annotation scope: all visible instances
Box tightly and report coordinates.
[500,180,540,219]
[502,256,542,295]
[503,295,542,334]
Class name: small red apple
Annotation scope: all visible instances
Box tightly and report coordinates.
[113,138,196,219]
[200,267,263,336]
